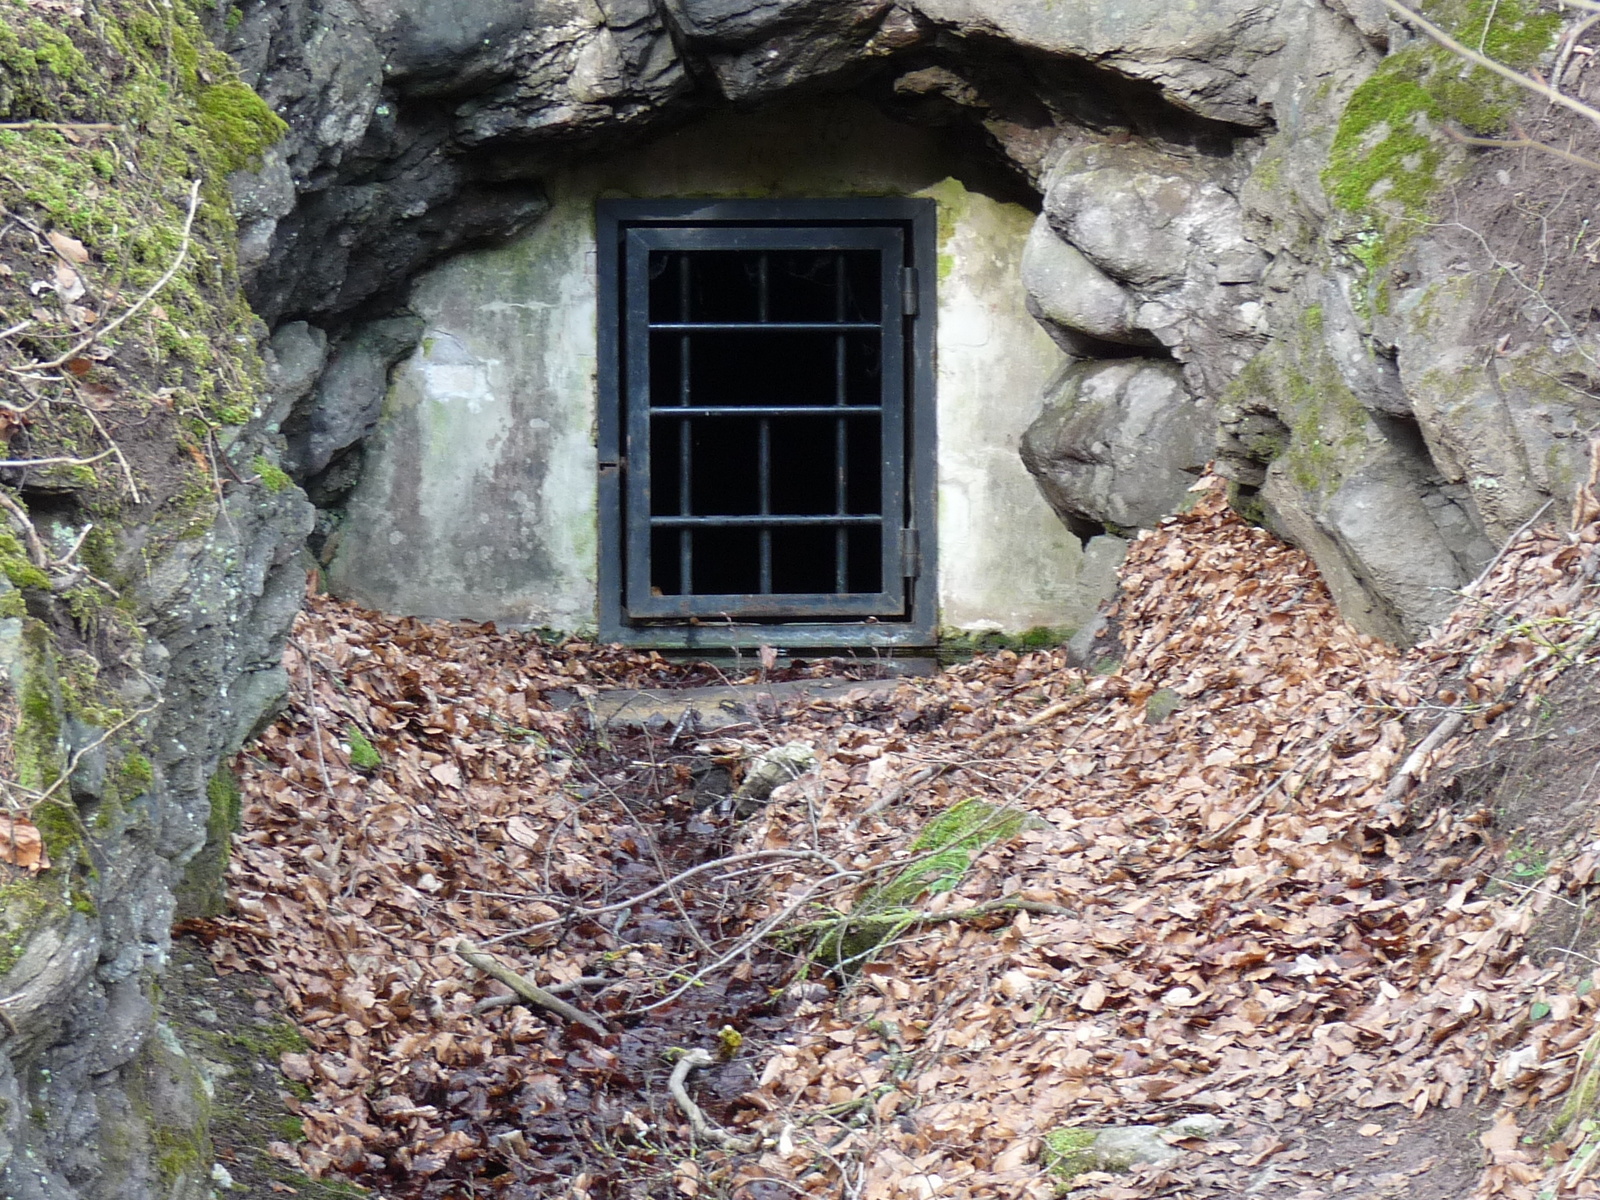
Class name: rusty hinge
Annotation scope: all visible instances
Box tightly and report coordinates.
[900,267,920,317]
[900,528,921,579]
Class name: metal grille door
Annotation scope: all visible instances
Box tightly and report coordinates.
[598,200,936,646]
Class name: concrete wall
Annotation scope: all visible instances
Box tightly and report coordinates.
[328,98,1112,638]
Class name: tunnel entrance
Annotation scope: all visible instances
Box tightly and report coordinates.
[597,199,939,648]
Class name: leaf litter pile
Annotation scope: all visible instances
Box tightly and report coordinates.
[209,476,1600,1199]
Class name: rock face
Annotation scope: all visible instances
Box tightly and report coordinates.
[225,0,1592,645]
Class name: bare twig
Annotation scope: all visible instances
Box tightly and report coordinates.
[0,122,120,132]
[784,894,1073,939]
[0,449,116,471]
[1553,12,1600,90]
[1444,126,1600,172]
[1466,500,1556,596]
[8,179,201,375]
[668,1049,759,1152]
[0,489,49,566]
[451,937,610,1037]
[630,871,859,1015]
[480,848,856,946]
[72,394,140,504]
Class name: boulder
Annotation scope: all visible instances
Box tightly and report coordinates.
[1021,358,1211,533]
[908,0,1284,127]
[1042,143,1269,394]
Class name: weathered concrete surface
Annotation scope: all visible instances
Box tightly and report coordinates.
[328,207,599,628]
[328,99,1091,636]
[925,178,1117,635]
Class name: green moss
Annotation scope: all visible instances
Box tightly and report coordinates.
[939,626,1072,662]
[346,726,381,770]
[1223,307,1373,503]
[196,80,287,172]
[0,0,285,538]
[176,764,242,920]
[0,877,57,975]
[228,1017,309,1061]
[152,1122,204,1183]
[1145,688,1183,724]
[813,799,1030,970]
[0,525,49,591]
[119,752,154,793]
[1042,1127,1100,1187]
[250,455,293,494]
[15,620,62,793]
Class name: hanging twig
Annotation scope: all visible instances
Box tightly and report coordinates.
[0,449,116,471]
[1379,0,1600,136]
[1444,126,1600,172]
[0,122,120,132]
[0,489,49,566]
[71,391,141,504]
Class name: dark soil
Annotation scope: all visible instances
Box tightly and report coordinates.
[1439,26,1600,360]
[1420,659,1600,972]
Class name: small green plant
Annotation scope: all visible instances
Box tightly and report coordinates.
[1506,841,1549,880]
[810,799,1031,971]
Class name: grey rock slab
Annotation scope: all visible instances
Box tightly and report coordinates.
[910,0,1286,126]
[549,676,921,730]
[261,319,328,430]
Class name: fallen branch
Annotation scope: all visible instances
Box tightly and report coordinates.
[451,938,610,1037]
[472,976,619,1014]
[668,1049,759,1152]
[786,894,1072,941]
[1381,711,1468,811]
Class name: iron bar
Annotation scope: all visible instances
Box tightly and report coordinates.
[678,254,693,592]
[649,405,880,418]
[758,417,772,594]
[649,321,879,332]
[649,514,881,527]
[834,252,848,592]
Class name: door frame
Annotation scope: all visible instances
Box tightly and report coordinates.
[596,197,939,650]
